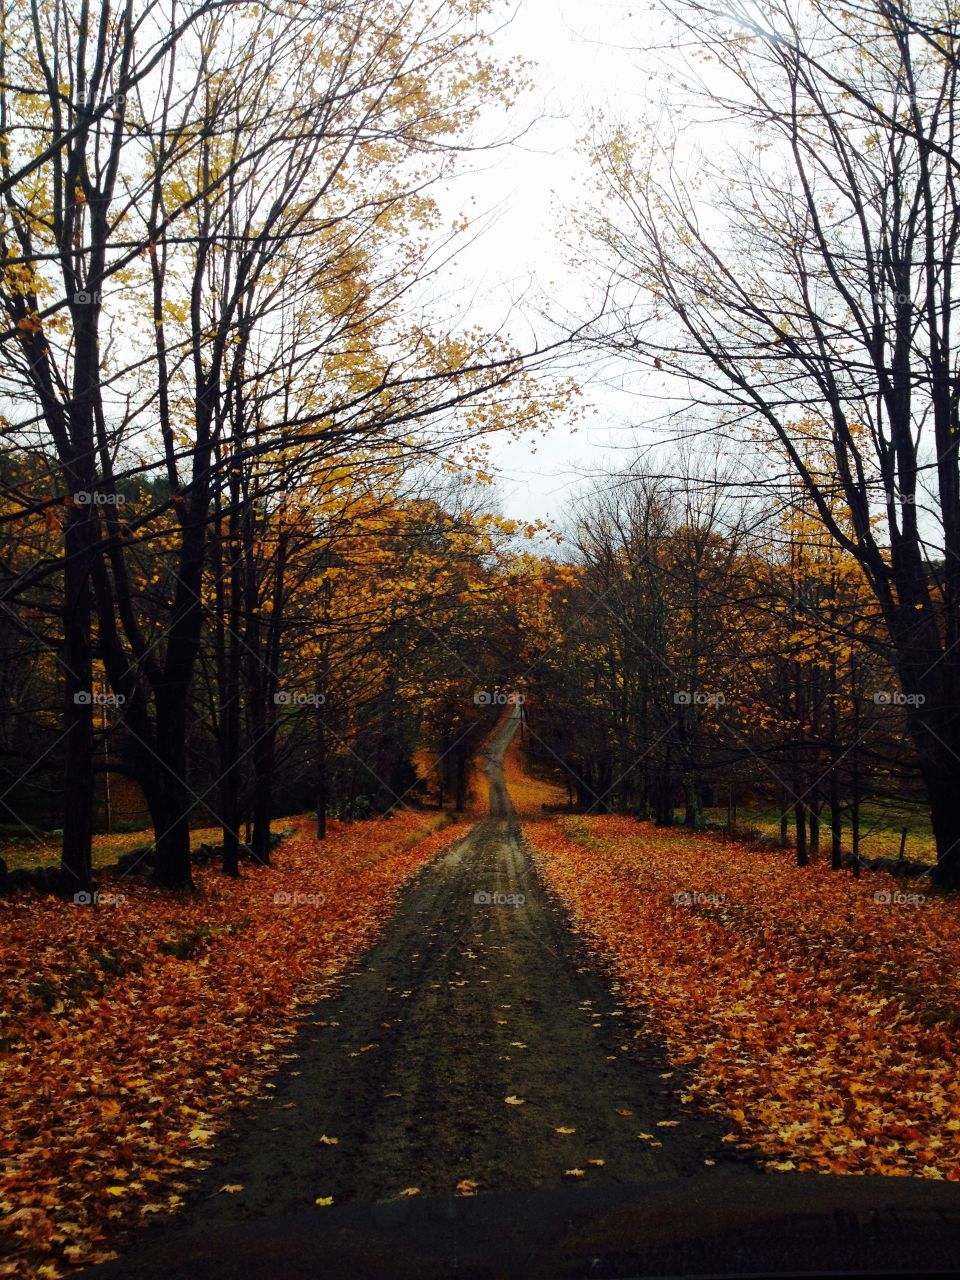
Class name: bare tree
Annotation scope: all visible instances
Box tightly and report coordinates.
[583,0,960,886]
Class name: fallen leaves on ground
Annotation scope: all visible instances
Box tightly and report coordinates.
[529,815,960,1179]
[0,811,470,1278]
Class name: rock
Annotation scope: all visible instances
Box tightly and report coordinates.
[3,868,32,893]
[31,866,63,892]
[116,846,155,873]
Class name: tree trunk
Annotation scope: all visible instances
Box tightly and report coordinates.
[60,505,95,894]
[151,696,194,888]
[829,765,842,870]
[316,701,327,840]
[808,792,820,857]
[795,800,808,867]
[683,773,704,829]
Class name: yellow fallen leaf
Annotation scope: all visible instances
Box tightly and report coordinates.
[504,1095,525,1105]
[105,1186,127,1197]
[555,1126,576,1135]
[563,1168,585,1178]
[657,1120,680,1127]
[219,1184,244,1194]
[399,1187,420,1197]
[587,1158,605,1167]
[455,1179,480,1196]
[314,1196,334,1206]
[615,1109,633,1117]
[317,1135,339,1145]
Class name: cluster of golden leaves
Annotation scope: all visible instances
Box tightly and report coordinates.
[528,814,960,1180]
[0,811,469,1278]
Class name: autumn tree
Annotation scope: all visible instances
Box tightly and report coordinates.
[582,0,960,886]
[0,0,565,888]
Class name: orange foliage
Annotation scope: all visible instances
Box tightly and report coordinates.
[0,811,469,1277]
[500,723,567,820]
[529,814,960,1180]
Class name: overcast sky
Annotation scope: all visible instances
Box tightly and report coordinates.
[432,0,666,526]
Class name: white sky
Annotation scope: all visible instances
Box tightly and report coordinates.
[432,0,665,526]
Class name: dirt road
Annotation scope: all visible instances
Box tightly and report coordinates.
[185,710,747,1220]
[89,711,960,1278]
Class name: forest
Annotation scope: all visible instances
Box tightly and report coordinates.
[2,2,960,1278]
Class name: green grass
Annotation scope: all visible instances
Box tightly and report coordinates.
[0,818,297,873]
[704,799,936,863]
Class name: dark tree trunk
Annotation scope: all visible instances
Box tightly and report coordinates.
[151,694,194,888]
[829,766,842,871]
[795,800,808,867]
[809,792,820,856]
[60,503,95,894]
